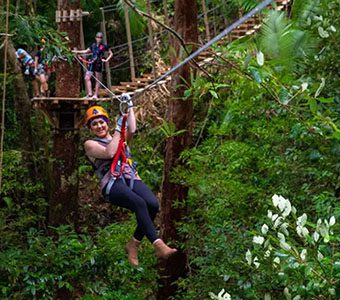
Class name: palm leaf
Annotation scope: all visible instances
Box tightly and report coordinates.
[116,0,147,37]
[257,10,309,72]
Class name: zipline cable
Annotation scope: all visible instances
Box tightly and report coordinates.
[135,0,275,96]
[73,0,274,103]
[0,0,10,192]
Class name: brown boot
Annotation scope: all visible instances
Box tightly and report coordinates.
[153,239,177,259]
[125,238,140,267]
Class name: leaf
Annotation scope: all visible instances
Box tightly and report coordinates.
[318,97,333,104]
[308,98,317,114]
[250,69,262,83]
[318,26,329,38]
[256,50,264,66]
[3,197,13,209]
[332,130,340,140]
[209,90,218,99]
[184,89,192,98]
[315,78,325,97]
[279,88,289,104]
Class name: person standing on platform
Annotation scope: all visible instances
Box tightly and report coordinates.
[33,40,49,97]
[73,32,113,99]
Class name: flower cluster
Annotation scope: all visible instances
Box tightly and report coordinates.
[209,289,231,300]
[245,194,337,299]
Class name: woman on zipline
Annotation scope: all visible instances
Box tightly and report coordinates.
[84,96,177,267]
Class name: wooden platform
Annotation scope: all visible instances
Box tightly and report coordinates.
[31,97,113,107]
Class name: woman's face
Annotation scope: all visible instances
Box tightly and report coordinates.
[90,118,109,138]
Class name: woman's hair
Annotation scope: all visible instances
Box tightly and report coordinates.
[88,116,109,128]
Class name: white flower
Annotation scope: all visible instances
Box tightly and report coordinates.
[272,195,292,217]
[253,256,260,268]
[272,194,280,207]
[218,289,231,300]
[277,232,286,242]
[317,221,328,237]
[256,50,264,66]
[317,251,324,261]
[253,236,265,245]
[280,241,292,251]
[273,257,280,265]
[245,249,252,265]
[284,287,291,299]
[272,214,279,222]
[274,216,283,229]
[313,231,320,242]
[209,289,232,300]
[329,216,336,226]
[264,239,270,248]
[300,249,307,261]
[329,25,336,32]
[301,82,308,91]
[261,224,269,235]
[267,210,273,219]
[296,225,309,238]
[264,249,271,258]
[280,223,289,236]
[297,214,307,227]
[281,197,292,218]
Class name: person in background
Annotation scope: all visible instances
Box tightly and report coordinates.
[73,32,113,99]
[33,39,49,97]
[16,47,40,97]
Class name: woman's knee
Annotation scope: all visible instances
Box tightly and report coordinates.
[149,199,159,213]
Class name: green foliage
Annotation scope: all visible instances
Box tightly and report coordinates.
[11,14,73,63]
[170,2,339,298]
[0,222,157,299]
[116,0,147,37]
[0,150,47,247]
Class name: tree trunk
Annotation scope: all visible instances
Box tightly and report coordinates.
[157,0,198,299]
[48,0,81,229]
[202,0,211,41]
[6,41,36,178]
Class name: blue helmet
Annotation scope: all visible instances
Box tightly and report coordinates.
[16,48,26,57]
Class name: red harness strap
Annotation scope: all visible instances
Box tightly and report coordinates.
[110,114,128,177]
[77,55,95,65]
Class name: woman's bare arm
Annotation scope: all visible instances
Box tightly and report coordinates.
[72,48,91,54]
[84,131,120,159]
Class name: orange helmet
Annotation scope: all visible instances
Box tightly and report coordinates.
[85,106,109,125]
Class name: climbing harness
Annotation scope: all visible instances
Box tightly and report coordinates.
[92,113,136,200]
[77,54,96,66]
[104,113,136,200]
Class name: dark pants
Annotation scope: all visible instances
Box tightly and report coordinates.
[107,178,160,243]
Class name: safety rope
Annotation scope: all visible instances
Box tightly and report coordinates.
[0,0,10,192]
[74,55,120,102]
